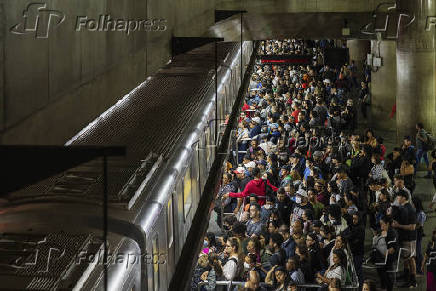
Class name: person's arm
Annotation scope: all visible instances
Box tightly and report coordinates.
[204,270,216,291]
[266,179,278,192]
[265,265,276,285]
[227,182,251,199]
[392,220,416,231]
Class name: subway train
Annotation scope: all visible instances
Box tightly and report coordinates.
[0,41,254,290]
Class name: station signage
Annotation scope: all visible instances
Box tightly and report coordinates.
[260,55,313,65]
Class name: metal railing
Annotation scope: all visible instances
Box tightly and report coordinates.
[197,245,360,290]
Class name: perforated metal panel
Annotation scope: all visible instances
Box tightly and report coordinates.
[6,43,240,208]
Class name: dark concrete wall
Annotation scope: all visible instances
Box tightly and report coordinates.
[0,0,221,145]
[370,41,397,132]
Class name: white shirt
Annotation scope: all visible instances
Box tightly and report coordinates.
[326,265,346,284]
[223,255,238,280]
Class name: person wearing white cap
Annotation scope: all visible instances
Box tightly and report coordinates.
[291,189,313,224]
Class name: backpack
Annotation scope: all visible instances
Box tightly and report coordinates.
[424,131,435,151]
[228,257,244,281]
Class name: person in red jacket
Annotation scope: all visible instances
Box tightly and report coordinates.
[223,167,278,208]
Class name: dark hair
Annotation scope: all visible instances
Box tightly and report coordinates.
[224,215,237,226]
[247,237,261,253]
[307,232,320,250]
[328,203,342,220]
[270,232,284,247]
[232,222,247,236]
[252,167,261,178]
[208,253,223,277]
[363,279,377,291]
[332,249,347,268]
[417,122,424,129]
[250,202,261,212]
[304,209,314,221]
[296,243,308,258]
[247,253,257,264]
[380,215,392,225]
[206,232,216,247]
[397,189,409,199]
[227,237,239,252]
[268,220,280,230]
[412,197,424,212]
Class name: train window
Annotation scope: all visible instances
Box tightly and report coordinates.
[152,235,159,291]
[191,153,199,201]
[183,166,192,220]
[167,196,174,248]
[205,127,211,170]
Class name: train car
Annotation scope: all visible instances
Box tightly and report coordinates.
[0,41,254,290]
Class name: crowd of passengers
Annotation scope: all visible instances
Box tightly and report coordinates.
[191,40,436,291]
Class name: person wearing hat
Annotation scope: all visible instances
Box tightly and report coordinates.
[249,117,262,139]
[232,166,252,194]
[291,189,313,224]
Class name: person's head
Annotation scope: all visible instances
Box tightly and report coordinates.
[302,208,313,222]
[334,235,346,249]
[394,174,405,188]
[247,237,260,254]
[362,279,377,291]
[403,136,412,147]
[365,128,374,139]
[269,232,284,251]
[285,256,299,271]
[295,243,308,259]
[223,215,237,232]
[204,232,216,248]
[225,237,239,255]
[268,220,279,234]
[291,219,303,235]
[274,266,287,284]
[277,187,286,202]
[250,203,261,220]
[232,222,247,238]
[396,189,409,205]
[278,224,290,240]
[328,278,341,291]
[416,122,424,130]
[306,232,318,248]
[252,167,261,179]
[198,254,209,268]
[371,154,381,165]
[244,253,257,269]
[352,213,361,226]
[223,173,232,185]
[380,216,392,232]
[332,249,347,267]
